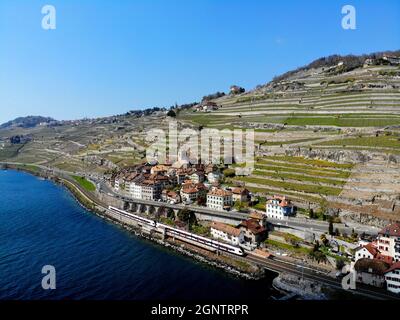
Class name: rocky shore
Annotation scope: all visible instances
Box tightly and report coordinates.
[87,207,265,280]
[5,165,265,281]
[272,273,327,300]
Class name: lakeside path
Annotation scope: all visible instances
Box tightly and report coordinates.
[1,161,399,300]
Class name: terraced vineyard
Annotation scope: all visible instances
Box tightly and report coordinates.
[1,52,400,224]
[314,133,400,154]
[178,55,400,222]
[179,64,400,131]
[230,155,354,205]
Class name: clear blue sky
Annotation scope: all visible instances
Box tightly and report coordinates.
[0,0,399,123]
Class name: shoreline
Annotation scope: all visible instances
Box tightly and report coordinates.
[1,165,381,300]
[2,165,268,282]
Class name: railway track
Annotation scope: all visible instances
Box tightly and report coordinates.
[246,254,400,300]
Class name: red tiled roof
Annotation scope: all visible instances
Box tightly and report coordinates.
[208,188,232,197]
[239,219,266,235]
[162,190,179,198]
[384,261,400,274]
[232,187,249,195]
[356,243,394,264]
[181,182,207,194]
[249,212,264,220]
[379,223,400,237]
[376,254,393,265]
[211,222,241,237]
[267,195,291,207]
[182,187,198,194]
[151,164,169,172]
[125,172,139,181]
[364,243,380,256]
[141,179,160,186]
[195,183,207,190]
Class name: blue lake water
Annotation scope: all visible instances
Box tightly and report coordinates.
[0,170,276,300]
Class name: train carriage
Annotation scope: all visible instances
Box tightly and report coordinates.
[108,206,244,256]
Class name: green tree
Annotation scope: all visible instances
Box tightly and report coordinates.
[336,258,345,270]
[166,208,175,220]
[223,168,236,178]
[167,110,176,117]
[234,201,249,212]
[177,208,197,226]
[328,220,334,236]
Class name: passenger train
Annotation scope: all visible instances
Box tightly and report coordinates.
[108,206,244,256]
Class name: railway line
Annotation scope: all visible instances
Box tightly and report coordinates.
[109,206,245,256]
[247,254,400,300]
[6,163,397,300]
[108,206,400,300]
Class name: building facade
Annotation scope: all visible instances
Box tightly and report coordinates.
[189,172,205,183]
[206,189,233,211]
[354,258,389,288]
[140,180,162,201]
[384,262,400,294]
[210,222,243,246]
[377,223,400,263]
[265,196,294,220]
[231,188,250,203]
[180,182,207,204]
[355,244,377,262]
[237,218,267,248]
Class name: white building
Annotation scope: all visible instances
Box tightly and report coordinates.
[207,172,221,184]
[180,186,199,203]
[180,183,207,204]
[210,222,243,246]
[231,187,250,203]
[355,243,378,262]
[265,196,294,220]
[189,171,205,183]
[140,180,162,201]
[114,178,121,191]
[377,223,400,263]
[384,262,400,294]
[354,258,389,288]
[207,189,233,211]
[124,174,145,199]
[131,182,142,199]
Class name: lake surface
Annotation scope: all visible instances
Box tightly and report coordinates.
[0,170,277,300]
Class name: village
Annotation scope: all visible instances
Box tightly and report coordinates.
[110,159,274,251]
[353,223,400,294]
[107,156,400,296]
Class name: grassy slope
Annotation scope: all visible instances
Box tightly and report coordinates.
[72,175,96,192]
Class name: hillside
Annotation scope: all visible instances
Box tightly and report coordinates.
[0,110,173,173]
[1,51,400,225]
[177,51,400,224]
[0,116,56,129]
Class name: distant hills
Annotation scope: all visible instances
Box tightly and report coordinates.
[0,116,56,129]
